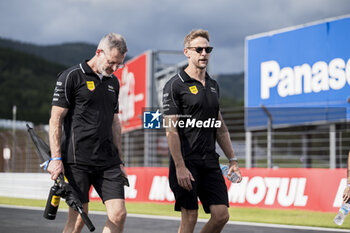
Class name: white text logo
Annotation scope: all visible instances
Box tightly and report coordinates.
[261,58,350,99]
[228,177,308,207]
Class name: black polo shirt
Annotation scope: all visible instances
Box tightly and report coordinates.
[162,68,221,160]
[51,61,121,167]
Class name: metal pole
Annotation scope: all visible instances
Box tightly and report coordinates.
[150,51,157,166]
[25,135,30,172]
[124,133,130,166]
[330,124,336,169]
[267,118,272,169]
[245,131,252,168]
[144,50,154,167]
[144,130,149,167]
[11,105,17,172]
[261,104,272,169]
[339,131,342,168]
[302,134,307,168]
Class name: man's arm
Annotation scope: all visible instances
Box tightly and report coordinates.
[216,111,242,183]
[343,151,350,202]
[112,113,123,159]
[112,113,127,177]
[165,115,194,191]
[47,106,68,180]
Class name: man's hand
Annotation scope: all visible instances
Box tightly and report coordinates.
[176,165,195,191]
[120,164,129,186]
[343,186,350,203]
[47,160,64,180]
[228,161,242,183]
[120,163,127,178]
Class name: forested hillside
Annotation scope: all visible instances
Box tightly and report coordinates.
[0,37,97,67]
[0,37,244,124]
[0,47,66,124]
[215,73,244,107]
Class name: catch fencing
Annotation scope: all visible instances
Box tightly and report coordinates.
[0,107,349,172]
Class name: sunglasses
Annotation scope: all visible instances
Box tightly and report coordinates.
[187,46,213,54]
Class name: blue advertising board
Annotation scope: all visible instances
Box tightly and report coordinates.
[245,15,350,130]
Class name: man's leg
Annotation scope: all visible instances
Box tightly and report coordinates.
[178,208,198,233]
[102,198,127,233]
[200,205,229,233]
[63,203,88,233]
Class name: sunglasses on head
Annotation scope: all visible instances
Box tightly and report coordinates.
[187,46,213,54]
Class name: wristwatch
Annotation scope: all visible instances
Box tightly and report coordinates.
[229,157,238,162]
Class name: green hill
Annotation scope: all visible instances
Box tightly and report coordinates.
[0,37,97,67]
[0,37,133,124]
[0,47,66,124]
[0,37,244,124]
[0,37,131,67]
[214,73,244,107]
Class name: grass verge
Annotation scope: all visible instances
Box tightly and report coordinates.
[0,196,349,229]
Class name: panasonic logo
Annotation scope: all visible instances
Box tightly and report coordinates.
[260,58,350,99]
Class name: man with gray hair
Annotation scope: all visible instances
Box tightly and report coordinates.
[48,33,128,233]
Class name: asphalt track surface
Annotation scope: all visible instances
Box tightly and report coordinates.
[1,205,349,233]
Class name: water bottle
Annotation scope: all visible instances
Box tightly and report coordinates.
[43,184,60,220]
[220,164,239,183]
[334,202,350,225]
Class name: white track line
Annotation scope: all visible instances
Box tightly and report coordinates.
[0,204,349,232]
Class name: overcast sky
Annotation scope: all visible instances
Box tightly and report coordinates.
[1,0,350,74]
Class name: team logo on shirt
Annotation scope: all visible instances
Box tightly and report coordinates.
[107,85,115,93]
[86,81,95,91]
[189,85,198,95]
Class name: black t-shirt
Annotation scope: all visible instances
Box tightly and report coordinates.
[51,61,121,167]
[162,68,221,160]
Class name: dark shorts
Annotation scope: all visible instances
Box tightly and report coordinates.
[169,159,229,213]
[64,163,125,203]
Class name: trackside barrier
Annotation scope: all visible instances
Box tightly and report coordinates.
[90,167,346,212]
[0,168,345,212]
